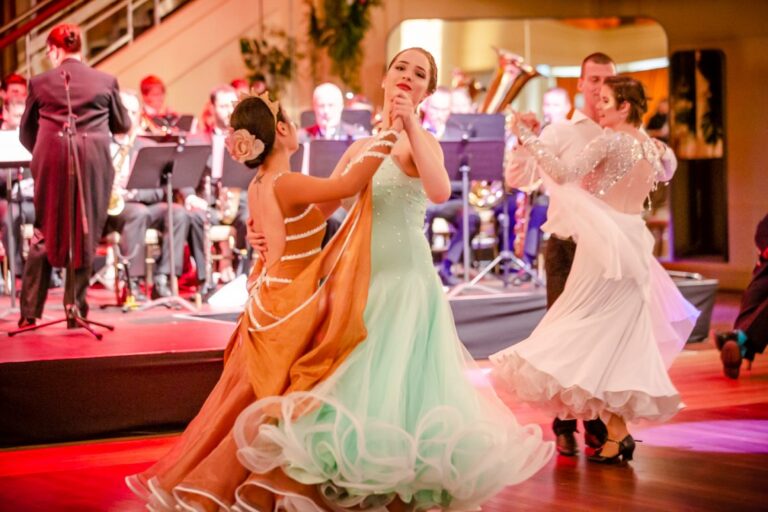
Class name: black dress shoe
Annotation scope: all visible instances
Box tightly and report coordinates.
[437,268,462,287]
[151,274,172,299]
[584,419,608,449]
[17,317,36,329]
[720,339,742,379]
[555,431,577,456]
[715,330,738,351]
[588,435,639,464]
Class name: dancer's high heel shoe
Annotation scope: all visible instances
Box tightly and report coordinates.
[587,435,639,464]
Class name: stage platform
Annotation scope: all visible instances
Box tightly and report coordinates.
[0,293,765,512]
[0,275,717,447]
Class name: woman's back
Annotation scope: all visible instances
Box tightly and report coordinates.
[600,156,655,215]
[581,131,662,215]
[247,172,327,282]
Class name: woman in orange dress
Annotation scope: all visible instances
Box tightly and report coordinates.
[127,91,401,511]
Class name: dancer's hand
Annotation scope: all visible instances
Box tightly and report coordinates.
[247,219,268,260]
[651,138,667,156]
[390,91,416,133]
[507,110,523,137]
[520,112,541,134]
[507,110,540,138]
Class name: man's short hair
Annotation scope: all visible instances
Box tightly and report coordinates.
[210,84,236,105]
[544,87,571,102]
[140,75,165,96]
[1,73,27,92]
[580,52,615,78]
[313,82,343,102]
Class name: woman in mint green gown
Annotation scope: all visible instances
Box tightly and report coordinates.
[232,48,553,511]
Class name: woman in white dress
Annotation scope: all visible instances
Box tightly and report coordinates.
[491,76,699,464]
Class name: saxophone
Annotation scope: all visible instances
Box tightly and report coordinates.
[108,131,137,216]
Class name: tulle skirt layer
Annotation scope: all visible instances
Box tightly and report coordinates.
[491,182,699,423]
[234,270,553,511]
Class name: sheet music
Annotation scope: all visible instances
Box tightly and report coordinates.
[211,133,226,180]
[0,129,32,165]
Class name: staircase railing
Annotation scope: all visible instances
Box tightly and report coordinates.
[1,0,191,78]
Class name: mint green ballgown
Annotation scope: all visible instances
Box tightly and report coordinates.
[233,157,553,511]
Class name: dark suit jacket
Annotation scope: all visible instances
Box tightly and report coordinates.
[20,58,130,267]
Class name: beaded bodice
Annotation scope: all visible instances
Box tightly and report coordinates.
[368,156,432,275]
[521,127,666,213]
[257,203,327,288]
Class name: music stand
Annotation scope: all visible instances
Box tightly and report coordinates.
[488,187,545,288]
[440,138,505,297]
[220,152,256,189]
[308,140,354,178]
[445,113,505,140]
[289,144,304,174]
[128,142,210,312]
[0,133,31,318]
[300,109,373,134]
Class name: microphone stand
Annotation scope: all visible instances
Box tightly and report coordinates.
[10,69,114,339]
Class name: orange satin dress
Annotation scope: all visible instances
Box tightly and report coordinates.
[127,179,375,511]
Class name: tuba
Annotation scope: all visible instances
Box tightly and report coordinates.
[479,48,540,114]
[468,49,539,211]
[479,49,541,259]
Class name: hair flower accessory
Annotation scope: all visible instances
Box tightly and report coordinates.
[225,128,265,162]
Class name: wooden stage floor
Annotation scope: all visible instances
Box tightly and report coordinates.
[0,291,766,511]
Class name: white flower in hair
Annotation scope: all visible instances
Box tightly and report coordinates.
[225,128,265,163]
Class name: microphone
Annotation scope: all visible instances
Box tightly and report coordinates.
[60,70,71,85]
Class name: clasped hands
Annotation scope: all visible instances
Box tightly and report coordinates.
[507,110,541,138]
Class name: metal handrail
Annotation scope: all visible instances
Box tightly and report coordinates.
[4,0,189,78]
[0,0,61,35]
[0,0,87,52]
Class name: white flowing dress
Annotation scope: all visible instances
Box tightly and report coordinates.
[491,128,700,423]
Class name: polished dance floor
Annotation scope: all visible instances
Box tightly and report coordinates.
[0,288,765,511]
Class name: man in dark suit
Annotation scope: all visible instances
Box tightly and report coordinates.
[716,213,768,378]
[17,23,131,327]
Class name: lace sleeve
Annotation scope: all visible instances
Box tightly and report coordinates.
[518,124,609,184]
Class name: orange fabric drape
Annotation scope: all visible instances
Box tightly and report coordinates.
[233,182,374,400]
[134,184,376,511]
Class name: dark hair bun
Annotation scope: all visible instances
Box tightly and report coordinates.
[229,97,285,168]
[47,23,82,53]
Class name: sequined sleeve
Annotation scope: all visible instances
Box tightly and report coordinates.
[643,139,670,183]
[518,124,610,185]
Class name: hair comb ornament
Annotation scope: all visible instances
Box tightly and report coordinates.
[236,89,280,123]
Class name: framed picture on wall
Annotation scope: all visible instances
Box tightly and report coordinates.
[670,50,725,159]
[669,49,728,260]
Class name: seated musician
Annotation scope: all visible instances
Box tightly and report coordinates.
[1,95,36,282]
[104,90,190,300]
[181,84,248,286]
[139,75,180,134]
[421,87,481,286]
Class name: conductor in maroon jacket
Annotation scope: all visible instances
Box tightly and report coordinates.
[17,24,130,327]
